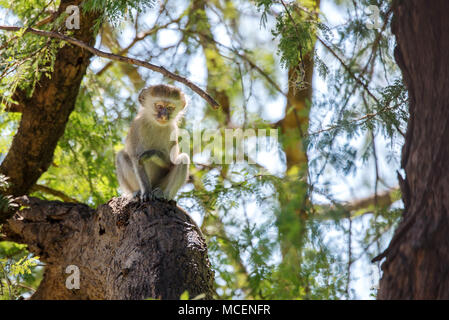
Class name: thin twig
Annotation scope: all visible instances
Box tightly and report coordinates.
[178,28,285,96]
[307,103,400,137]
[317,36,380,105]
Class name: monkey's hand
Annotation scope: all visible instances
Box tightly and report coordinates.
[138,149,170,169]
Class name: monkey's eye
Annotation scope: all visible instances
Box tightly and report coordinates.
[155,104,164,110]
[167,106,175,112]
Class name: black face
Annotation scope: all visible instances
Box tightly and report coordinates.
[153,101,176,124]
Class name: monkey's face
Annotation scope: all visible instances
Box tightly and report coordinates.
[153,100,177,125]
[139,85,187,125]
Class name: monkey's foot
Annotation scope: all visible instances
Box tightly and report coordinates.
[151,187,166,201]
[131,190,142,202]
[137,188,166,202]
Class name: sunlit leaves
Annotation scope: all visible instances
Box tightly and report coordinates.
[0,242,41,300]
[82,0,157,31]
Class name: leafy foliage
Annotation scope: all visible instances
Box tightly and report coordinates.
[0,242,41,300]
[83,0,157,31]
[0,0,406,299]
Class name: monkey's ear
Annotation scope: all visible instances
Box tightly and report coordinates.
[138,88,149,106]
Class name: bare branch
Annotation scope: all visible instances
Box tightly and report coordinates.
[97,18,181,76]
[314,187,400,219]
[345,187,399,213]
[30,184,80,203]
[35,10,58,27]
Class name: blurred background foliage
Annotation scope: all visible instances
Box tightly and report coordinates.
[0,0,406,299]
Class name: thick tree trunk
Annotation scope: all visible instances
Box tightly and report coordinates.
[376,0,449,299]
[4,197,215,300]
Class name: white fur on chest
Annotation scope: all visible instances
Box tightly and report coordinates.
[135,116,175,156]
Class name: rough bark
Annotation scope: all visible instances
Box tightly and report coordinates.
[376,0,449,299]
[4,196,215,300]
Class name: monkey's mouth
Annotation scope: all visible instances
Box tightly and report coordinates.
[157,119,169,124]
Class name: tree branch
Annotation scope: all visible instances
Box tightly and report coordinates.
[4,196,215,299]
[0,25,220,109]
[30,184,80,203]
[35,10,58,27]
[314,187,400,219]
[97,18,182,77]
[345,187,400,214]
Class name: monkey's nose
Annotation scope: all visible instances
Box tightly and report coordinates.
[157,109,169,122]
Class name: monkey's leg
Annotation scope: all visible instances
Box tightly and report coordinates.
[160,153,189,200]
[115,150,139,196]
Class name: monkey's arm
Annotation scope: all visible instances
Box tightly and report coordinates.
[138,149,170,169]
[130,156,155,202]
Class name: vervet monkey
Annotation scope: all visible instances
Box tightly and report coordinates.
[115,84,190,202]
